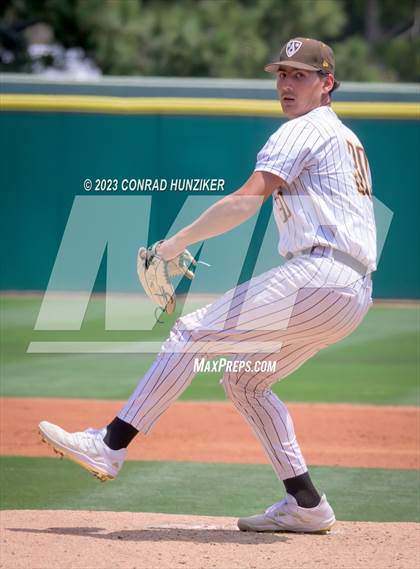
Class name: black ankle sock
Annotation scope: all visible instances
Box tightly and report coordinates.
[103,417,138,450]
[283,472,321,508]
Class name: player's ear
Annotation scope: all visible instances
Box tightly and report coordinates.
[322,73,335,94]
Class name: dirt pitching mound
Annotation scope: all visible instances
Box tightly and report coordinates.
[2,510,419,569]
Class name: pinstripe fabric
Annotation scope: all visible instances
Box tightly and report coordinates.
[119,256,372,479]
[118,104,376,483]
[255,105,377,272]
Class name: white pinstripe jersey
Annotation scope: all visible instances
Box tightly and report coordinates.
[255,106,377,271]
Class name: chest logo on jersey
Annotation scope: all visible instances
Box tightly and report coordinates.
[286,40,302,57]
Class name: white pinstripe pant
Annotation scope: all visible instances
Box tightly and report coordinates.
[119,253,372,480]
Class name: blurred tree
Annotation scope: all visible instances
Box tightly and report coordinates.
[333,35,389,82]
[75,0,149,75]
[257,0,346,48]
[342,0,419,81]
[381,37,420,82]
[0,0,418,81]
[150,0,268,77]
[77,0,270,77]
[375,0,420,82]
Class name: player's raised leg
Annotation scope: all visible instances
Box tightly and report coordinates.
[38,325,202,480]
[37,265,291,481]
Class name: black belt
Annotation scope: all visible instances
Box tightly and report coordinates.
[286,246,369,276]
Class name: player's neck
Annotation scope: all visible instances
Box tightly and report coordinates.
[286,102,331,120]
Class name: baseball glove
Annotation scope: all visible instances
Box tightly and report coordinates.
[137,241,208,314]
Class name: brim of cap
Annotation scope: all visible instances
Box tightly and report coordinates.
[265,60,340,91]
[264,61,320,73]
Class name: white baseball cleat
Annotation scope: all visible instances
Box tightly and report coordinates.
[237,494,336,534]
[38,421,127,482]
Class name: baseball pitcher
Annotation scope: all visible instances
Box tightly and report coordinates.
[39,37,376,534]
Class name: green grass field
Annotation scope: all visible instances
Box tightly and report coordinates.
[2,457,419,522]
[1,295,419,523]
[1,296,419,404]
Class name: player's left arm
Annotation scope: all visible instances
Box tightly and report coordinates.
[158,171,284,260]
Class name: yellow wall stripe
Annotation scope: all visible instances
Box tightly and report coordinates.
[1,94,419,119]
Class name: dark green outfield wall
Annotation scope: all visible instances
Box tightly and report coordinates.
[1,111,419,297]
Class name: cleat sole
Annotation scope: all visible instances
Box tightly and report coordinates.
[238,524,335,534]
[238,519,335,534]
[38,428,114,482]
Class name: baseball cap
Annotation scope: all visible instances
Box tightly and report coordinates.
[265,37,340,91]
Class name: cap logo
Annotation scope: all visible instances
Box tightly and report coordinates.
[286,40,302,57]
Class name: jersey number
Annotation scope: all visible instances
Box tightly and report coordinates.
[346,141,371,198]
